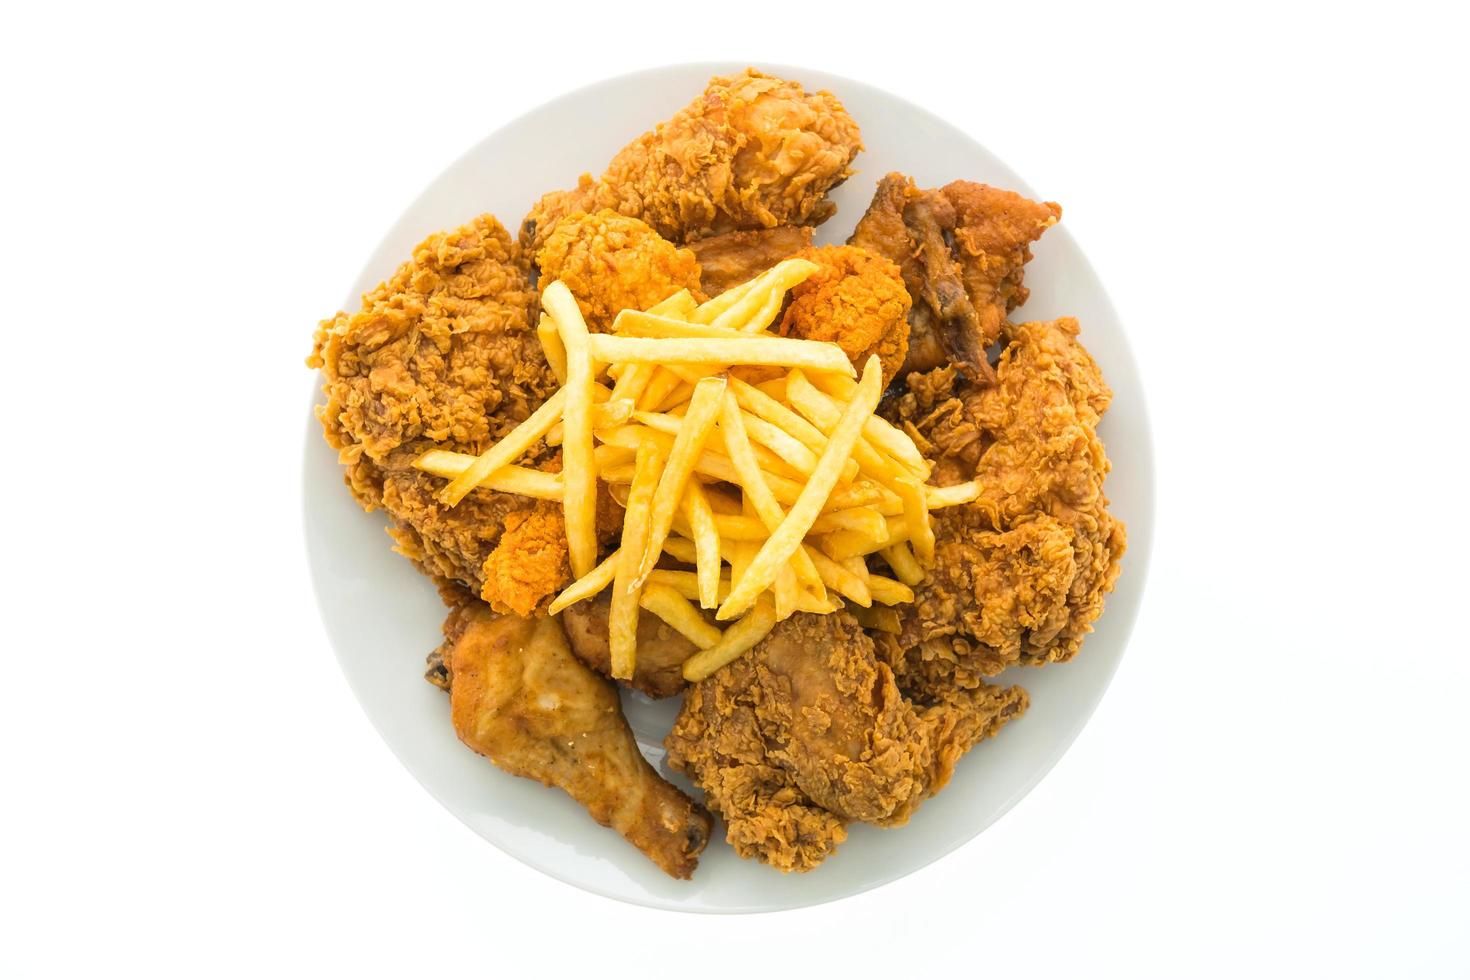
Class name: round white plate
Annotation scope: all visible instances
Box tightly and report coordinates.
[302,63,1154,913]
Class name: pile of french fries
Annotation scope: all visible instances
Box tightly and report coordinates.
[413,259,979,683]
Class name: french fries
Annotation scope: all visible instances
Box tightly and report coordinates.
[413,263,958,684]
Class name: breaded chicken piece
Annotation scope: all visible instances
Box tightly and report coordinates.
[777,245,912,387]
[561,593,699,699]
[477,501,570,618]
[522,69,862,249]
[534,210,703,331]
[666,612,1026,872]
[447,604,712,879]
[689,225,814,297]
[888,318,1126,683]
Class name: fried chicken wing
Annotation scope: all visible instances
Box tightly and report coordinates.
[666,612,1026,872]
[447,604,712,879]
[776,245,911,386]
[689,225,814,296]
[887,318,1126,684]
[849,173,1059,381]
[522,69,862,249]
[561,593,697,699]
[534,210,703,331]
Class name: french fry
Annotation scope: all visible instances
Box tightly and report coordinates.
[691,274,762,325]
[773,564,799,620]
[438,388,565,506]
[545,399,634,446]
[587,334,855,376]
[894,476,935,567]
[718,390,823,591]
[636,376,725,587]
[881,542,926,587]
[802,544,872,607]
[792,589,841,614]
[680,482,722,609]
[648,288,698,318]
[639,584,722,649]
[636,410,806,483]
[413,451,564,501]
[682,595,778,682]
[646,569,733,603]
[547,548,619,615]
[541,281,599,578]
[718,357,884,620]
[805,371,931,476]
[820,517,911,561]
[851,604,902,634]
[809,506,888,539]
[926,480,982,508]
[788,370,908,488]
[660,536,698,565]
[868,575,915,606]
[537,314,568,385]
[636,366,686,412]
[701,485,743,515]
[613,310,747,339]
[739,410,823,478]
[609,437,665,679]
[706,259,819,331]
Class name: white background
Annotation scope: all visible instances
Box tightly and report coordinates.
[3,2,1466,976]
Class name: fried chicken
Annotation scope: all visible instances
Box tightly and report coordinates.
[534,210,703,331]
[666,612,1027,872]
[886,318,1126,687]
[446,603,712,879]
[561,593,698,699]
[689,225,814,297]
[849,173,1059,381]
[522,69,862,250]
[777,245,912,387]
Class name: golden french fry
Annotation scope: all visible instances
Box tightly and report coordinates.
[820,517,910,561]
[851,604,902,634]
[636,410,806,483]
[537,313,568,385]
[636,376,725,587]
[681,483,723,609]
[773,564,799,620]
[655,380,698,413]
[541,281,599,578]
[802,544,872,607]
[841,556,871,586]
[609,437,665,678]
[546,399,634,446]
[635,366,687,412]
[682,595,778,681]
[413,451,564,501]
[648,288,698,318]
[639,584,723,649]
[587,334,855,376]
[706,259,819,331]
[660,535,698,565]
[718,357,884,620]
[805,371,931,476]
[438,388,565,506]
[792,588,841,615]
[894,476,934,567]
[691,274,762,324]
[547,548,620,616]
[809,506,888,539]
[717,390,823,591]
[647,568,733,603]
[701,485,743,515]
[868,575,915,606]
[740,282,788,334]
[926,480,982,508]
[788,370,908,488]
[881,542,926,587]
[613,310,748,339]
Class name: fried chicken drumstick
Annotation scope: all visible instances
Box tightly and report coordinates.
[522,69,862,250]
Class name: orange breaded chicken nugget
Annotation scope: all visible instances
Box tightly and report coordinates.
[777,245,911,386]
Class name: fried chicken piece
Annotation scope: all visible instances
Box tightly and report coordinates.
[689,225,814,296]
[666,612,1026,872]
[849,173,1059,381]
[890,318,1126,682]
[478,501,570,617]
[882,363,989,487]
[777,245,911,386]
[522,69,862,249]
[447,604,712,879]
[534,210,703,331]
[561,593,698,699]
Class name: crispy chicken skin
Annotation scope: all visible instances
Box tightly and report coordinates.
[447,604,712,879]
[886,318,1125,686]
[308,215,564,600]
[561,593,698,699]
[534,210,703,331]
[666,612,1026,872]
[522,69,862,249]
[777,245,912,387]
[689,225,814,297]
[849,173,1059,381]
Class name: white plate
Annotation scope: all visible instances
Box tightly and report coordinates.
[302,62,1154,913]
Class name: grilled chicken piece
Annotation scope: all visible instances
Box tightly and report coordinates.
[447,605,711,878]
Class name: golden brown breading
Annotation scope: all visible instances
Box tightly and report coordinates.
[888,318,1126,684]
[478,501,571,618]
[448,605,712,879]
[777,245,912,386]
[666,612,1026,872]
[561,593,698,699]
[534,210,703,331]
[522,69,862,249]
[689,225,814,297]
